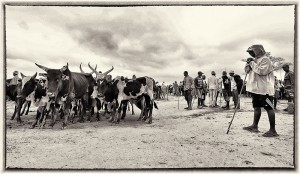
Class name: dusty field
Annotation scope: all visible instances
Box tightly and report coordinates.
[5,95,294,169]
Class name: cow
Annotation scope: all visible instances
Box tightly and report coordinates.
[79,63,102,120]
[35,63,96,128]
[88,64,157,124]
[6,72,38,123]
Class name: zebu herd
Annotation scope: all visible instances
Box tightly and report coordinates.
[6,63,158,129]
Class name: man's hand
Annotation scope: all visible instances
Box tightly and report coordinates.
[246,57,254,64]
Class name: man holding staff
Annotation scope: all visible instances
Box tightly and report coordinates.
[243,44,278,137]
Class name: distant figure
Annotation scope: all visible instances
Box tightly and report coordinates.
[194,71,204,108]
[207,71,218,107]
[183,71,193,110]
[173,81,179,96]
[282,64,294,111]
[132,74,136,80]
[274,76,280,110]
[229,70,239,109]
[9,71,19,86]
[201,74,208,107]
[221,71,231,110]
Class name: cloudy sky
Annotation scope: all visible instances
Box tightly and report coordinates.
[6,5,295,84]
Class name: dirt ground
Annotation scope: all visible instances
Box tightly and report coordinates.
[5,95,295,169]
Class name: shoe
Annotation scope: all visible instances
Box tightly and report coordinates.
[262,131,279,137]
[184,107,189,109]
[243,126,259,133]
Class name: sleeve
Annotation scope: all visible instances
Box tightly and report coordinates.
[290,72,295,89]
[249,58,273,75]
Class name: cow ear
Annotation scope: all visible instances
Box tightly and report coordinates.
[20,73,26,79]
[31,72,37,80]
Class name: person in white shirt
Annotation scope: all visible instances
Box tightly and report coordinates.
[207,71,218,107]
[243,44,278,137]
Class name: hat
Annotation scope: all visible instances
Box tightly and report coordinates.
[211,71,216,75]
[13,71,18,75]
[222,71,227,75]
[198,71,203,74]
[229,70,234,74]
[282,64,289,68]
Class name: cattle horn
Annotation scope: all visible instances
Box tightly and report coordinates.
[79,63,85,73]
[20,73,26,79]
[31,72,37,79]
[35,63,49,72]
[88,62,100,76]
[102,66,114,76]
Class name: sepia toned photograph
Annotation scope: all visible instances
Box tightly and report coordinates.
[4,1,296,170]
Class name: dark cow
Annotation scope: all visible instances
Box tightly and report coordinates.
[6,73,38,123]
[35,63,96,128]
[79,63,102,120]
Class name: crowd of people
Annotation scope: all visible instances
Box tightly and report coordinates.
[152,44,294,138]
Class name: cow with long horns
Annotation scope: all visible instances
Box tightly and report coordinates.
[35,63,96,128]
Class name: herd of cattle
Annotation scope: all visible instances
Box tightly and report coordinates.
[6,63,158,129]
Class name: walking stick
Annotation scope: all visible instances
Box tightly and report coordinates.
[226,73,248,134]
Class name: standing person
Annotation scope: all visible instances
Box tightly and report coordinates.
[183,71,194,110]
[274,76,280,110]
[161,82,167,99]
[282,64,295,111]
[279,80,285,99]
[221,71,231,110]
[243,44,278,137]
[233,74,243,109]
[194,71,204,108]
[229,70,239,109]
[173,81,179,96]
[201,74,208,107]
[207,71,218,107]
[216,76,223,107]
[132,74,136,80]
[179,81,184,96]
[9,71,20,86]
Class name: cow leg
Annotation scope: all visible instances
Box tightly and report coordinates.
[11,104,17,120]
[91,99,96,117]
[39,106,47,129]
[96,99,101,121]
[25,101,31,115]
[37,106,44,128]
[30,110,41,129]
[49,104,59,128]
[62,101,72,129]
[20,101,28,116]
[121,101,128,120]
[148,100,154,124]
[138,97,145,121]
[131,101,135,115]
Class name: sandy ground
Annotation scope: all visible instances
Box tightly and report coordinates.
[5,95,294,169]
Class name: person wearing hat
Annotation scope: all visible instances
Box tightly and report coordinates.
[243,44,278,137]
[282,64,294,111]
[221,71,231,109]
[9,71,20,86]
[194,71,204,108]
[229,70,240,109]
